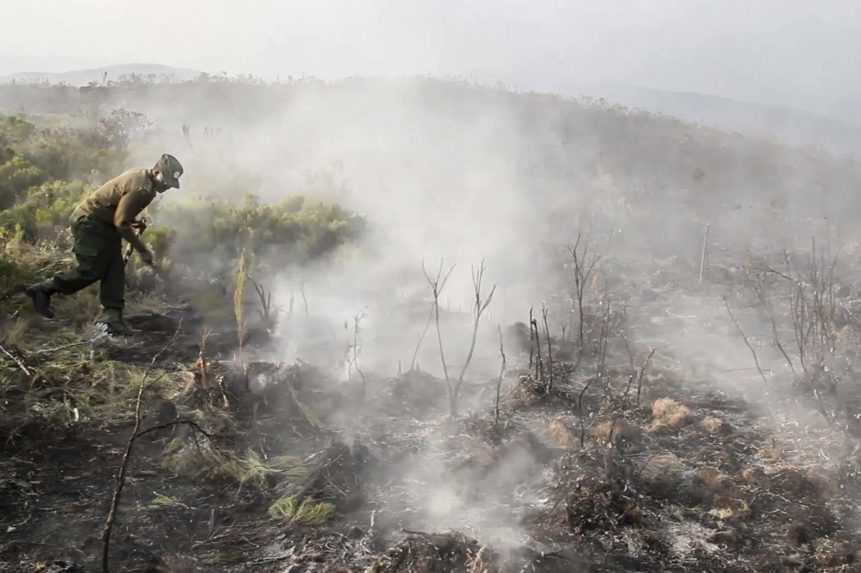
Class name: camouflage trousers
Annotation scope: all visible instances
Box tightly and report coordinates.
[49,216,125,310]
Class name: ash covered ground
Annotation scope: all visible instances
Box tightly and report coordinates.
[3,79,861,572]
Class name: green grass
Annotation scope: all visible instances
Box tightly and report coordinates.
[162,446,310,491]
[268,495,335,525]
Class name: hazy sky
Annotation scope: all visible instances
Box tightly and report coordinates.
[2,0,859,112]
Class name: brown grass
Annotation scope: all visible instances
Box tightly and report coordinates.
[648,398,691,432]
[695,467,730,493]
[701,416,726,434]
[546,417,577,449]
[739,466,769,487]
[709,495,750,520]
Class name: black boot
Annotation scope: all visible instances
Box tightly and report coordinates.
[25,282,55,318]
[96,308,134,337]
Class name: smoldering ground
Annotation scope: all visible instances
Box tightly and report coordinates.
[6,77,861,570]
[120,76,861,530]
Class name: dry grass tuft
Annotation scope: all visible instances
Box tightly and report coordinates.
[759,443,784,462]
[648,398,691,432]
[739,466,769,487]
[268,495,335,525]
[546,417,577,449]
[162,443,309,490]
[701,416,727,434]
[695,467,730,492]
[709,495,750,520]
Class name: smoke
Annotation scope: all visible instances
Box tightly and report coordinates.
[88,76,861,553]
[109,78,861,398]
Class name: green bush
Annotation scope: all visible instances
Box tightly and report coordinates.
[0,155,45,210]
[0,179,89,241]
[268,495,335,525]
[0,114,125,183]
[0,115,37,147]
[157,193,365,271]
[0,112,363,277]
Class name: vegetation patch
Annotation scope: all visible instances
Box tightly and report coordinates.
[162,444,309,491]
[267,495,336,525]
[648,398,692,432]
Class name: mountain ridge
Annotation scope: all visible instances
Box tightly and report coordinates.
[0,63,201,85]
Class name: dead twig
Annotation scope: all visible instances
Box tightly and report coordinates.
[542,304,553,392]
[101,320,183,573]
[0,343,33,378]
[453,260,496,415]
[595,295,611,397]
[722,296,768,385]
[410,303,434,371]
[635,348,656,407]
[569,232,601,349]
[33,333,108,355]
[578,377,596,448]
[528,307,535,371]
[249,277,276,328]
[350,312,368,398]
[698,223,711,283]
[530,309,544,382]
[751,277,796,376]
[422,258,456,403]
[495,325,506,425]
[135,418,213,440]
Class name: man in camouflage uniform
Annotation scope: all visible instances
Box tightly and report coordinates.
[25,154,183,335]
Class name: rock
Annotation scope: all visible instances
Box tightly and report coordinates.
[640,452,687,498]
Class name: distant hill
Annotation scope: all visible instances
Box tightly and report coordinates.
[1,75,859,263]
[5,63,859,154]
[0,63,201,86]
[578,84,861,156]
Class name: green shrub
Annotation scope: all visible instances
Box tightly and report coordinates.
[0,115,37,147]
[156,193,365,271]
[0,155,45,210]
[0,112,362,273]
[268,495,335,525]
[0,179,89,241]
[0,113,125,184]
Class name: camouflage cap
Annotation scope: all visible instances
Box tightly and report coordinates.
[153,153,183,188]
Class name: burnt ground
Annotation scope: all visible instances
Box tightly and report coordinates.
[3,254,861,572]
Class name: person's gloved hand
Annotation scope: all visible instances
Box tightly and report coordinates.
[140,248,155,267]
